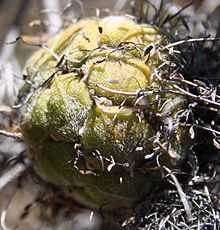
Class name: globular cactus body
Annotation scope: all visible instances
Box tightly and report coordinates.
[20,16,189,210]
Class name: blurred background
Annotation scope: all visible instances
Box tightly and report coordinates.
[0,0,219,230]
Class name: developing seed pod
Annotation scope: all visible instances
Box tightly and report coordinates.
[19,16,190,211]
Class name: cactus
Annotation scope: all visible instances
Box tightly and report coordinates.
[20,16,189,210]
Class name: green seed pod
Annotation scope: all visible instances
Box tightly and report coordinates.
[20,16,189,210]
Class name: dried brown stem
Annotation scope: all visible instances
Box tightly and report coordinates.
[163,166,192,221]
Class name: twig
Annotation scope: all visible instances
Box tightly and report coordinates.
[163,37,220,50]
[171,85,220,109]
[6,36,60,61]
[163,166,192,221]
[0,130,23,140]
[172,78,220,101]
[195,125,220,136]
